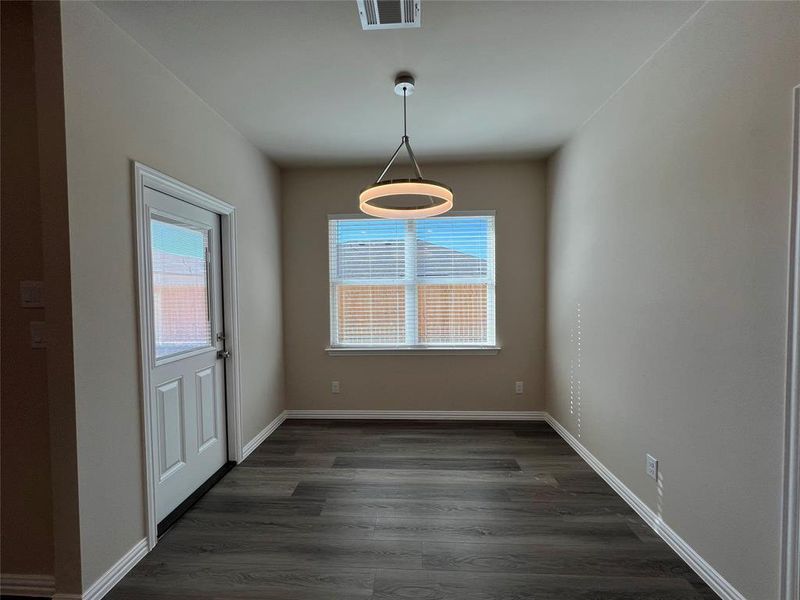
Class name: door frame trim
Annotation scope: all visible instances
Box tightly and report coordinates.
[783,86,800,600]
[133,162,244,549]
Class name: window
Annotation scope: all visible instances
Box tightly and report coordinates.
[150,214,213,359]
[328,213,496,350]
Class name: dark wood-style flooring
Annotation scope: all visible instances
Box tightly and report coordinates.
[107,419,719,599]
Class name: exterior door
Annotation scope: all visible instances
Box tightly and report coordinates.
[144,186,228,523]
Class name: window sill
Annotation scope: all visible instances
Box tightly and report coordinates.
[325,346,501,356]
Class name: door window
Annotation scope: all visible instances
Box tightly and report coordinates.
[150,214,213,360]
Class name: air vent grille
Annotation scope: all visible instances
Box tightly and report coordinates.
[377,0,401,24]
[357,0,421,30]
[363,0,377,25]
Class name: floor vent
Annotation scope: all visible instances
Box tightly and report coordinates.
[357,0,421,30]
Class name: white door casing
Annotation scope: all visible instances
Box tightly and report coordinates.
[782,85,800,600]
[134,162,243,549]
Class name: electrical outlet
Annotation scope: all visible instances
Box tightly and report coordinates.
[646,454,658,480]
[515,381,524,394]
[331,380,340,394]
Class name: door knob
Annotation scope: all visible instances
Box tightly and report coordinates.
[217,350,231,359]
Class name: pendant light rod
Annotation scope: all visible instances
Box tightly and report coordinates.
[405,137,423,178]
[374,138,424,182]
[403,87,408,138]
[376,140,406,182]
[375,84,423,183]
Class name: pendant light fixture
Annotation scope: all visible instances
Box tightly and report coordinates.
[359,73,453,219]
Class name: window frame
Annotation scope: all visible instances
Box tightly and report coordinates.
[327,211,499,354]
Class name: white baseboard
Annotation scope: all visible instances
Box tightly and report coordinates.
[544,414,747,600]
[69,537,148,600]
[284,410,547,421]
[241,410,287,459]
[1,573,55,597]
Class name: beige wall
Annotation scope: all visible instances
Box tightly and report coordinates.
[35,0,84,590]
[0,0,55,578]
[1,3,82,592]
[282,161,546,411]
[60,1,284,588]
[545,3,800,598]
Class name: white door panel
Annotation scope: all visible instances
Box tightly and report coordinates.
[156,378,185,481]
[144,186,228,523]
[196,366,218,452]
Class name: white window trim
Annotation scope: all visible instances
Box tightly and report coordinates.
[326,345,501,356]
[328,211,498,353]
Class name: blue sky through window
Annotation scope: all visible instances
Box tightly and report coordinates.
[337,217,488,259]
[151,219,207,259]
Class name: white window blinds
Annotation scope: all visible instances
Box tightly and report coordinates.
[329,214,496,348]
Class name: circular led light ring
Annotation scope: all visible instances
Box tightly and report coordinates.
[359,180,454,219]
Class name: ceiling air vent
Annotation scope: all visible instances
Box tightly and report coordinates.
[357,0,421,30]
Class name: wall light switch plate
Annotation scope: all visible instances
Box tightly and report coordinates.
[20,280,44,308]
[331,380,340,394]
[30,321,46,349]
[515,381,524,394]
[646,454,658,480]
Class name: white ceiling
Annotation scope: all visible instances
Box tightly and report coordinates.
[96,0,700,167]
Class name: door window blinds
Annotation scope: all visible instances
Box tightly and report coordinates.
[150,215,212,359]
[329,214,496,348]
